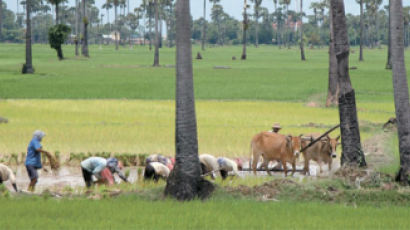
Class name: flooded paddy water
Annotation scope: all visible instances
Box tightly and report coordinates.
[3,159,340,194]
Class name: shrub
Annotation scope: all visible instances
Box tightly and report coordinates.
[48,24,71,60]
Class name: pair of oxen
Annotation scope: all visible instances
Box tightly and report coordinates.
[249,132,340,176]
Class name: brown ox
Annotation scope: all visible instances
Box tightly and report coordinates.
[250,132,302,176]
[301,134,340,175]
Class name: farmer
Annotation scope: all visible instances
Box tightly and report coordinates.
[0,163,18,192]
[146,154,174,170]
[217,157,241,180]
[271,123,282,133]
[25,130,50,192]
[81,157,127,188]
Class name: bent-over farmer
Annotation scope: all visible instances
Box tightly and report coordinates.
[25,130,50,192]
[217,157,241,180]
[81,157,127,188]
[0,163,18,192]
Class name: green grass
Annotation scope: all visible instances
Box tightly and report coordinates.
[0,194,409,230]
[0,100,395,156]
[0,44,409,101]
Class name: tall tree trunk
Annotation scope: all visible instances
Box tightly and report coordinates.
[330,0,366,167]
[57,46,64,60]
[115,5,119,50]
[391,0,410,185]
[386,0,392,69]
[149,12,152,50]
[0,0,3,41]
[299,0,305,61]
[23,0,34,74]
[159,14,163,48]
[255,8,259,47]
[81,0,89,57]
[153,0,160,66]
[241,0,248,60]
[75,0,79,56]
[201,0,206,51]
[164,0,214,201]
[274,2,278,47]
[107,8,110,31]
[359,0,364,61]
[326,2,338,107]
[55,3,59,24]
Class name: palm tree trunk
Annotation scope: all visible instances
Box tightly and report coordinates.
[255,8,259,47]
[326,2,338,107]
[164,0,214,201]
[149,11,152,50]
[153,0,160,66]
[390,0,410,185]
[386,0,392,69]
[107,8,110,31]
[75,0,79,56]
[55,3,59,24]
[115,5,119,50]
[23,0,34,74]
[330,0,366,167]
[359,0,364,61]
[241,0,248,60]
[201,0,206,51]
[81,0,89,57]
[299,0,305,61]
[0,0,3,41]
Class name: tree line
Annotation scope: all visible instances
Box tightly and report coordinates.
[1,0,410,48]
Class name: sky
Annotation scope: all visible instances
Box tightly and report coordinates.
[4,0,409,23]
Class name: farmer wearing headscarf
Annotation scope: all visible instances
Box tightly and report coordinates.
[80,157,127,188]
[25,130,50,192]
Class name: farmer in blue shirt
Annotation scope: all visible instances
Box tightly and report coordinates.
[25,130,50,192]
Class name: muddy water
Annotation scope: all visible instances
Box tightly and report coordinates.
[3,160,339,193]
[7,166,141,194]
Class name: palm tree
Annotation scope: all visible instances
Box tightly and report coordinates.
[201,0,206,51]
[102,1,113,31]
[23,0,35,74]
[251,0,262,47]
[126,12,139,47]
[47,0,66,24]
[81,0,89,57]
[241,0,248,60]
[390,0,410,185]
[112,0,120,50]
[386,0,392,69]
[164,0,214,201]
[75,0,79,55]
[299,0,306,60]
[357,0,364,61]
[330,0,366,167]
[272,0,278,46]
[210,1,223,45]
[326,0,338,106]
[153,0,160,66]
[281,0,291,48]
[0,0,3,41]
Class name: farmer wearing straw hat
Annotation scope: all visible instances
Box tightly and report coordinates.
[272,123,282,133]
[25,130,51,192]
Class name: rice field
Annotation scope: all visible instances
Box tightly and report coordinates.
[0,44,408,229]
[0,99,394,157]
